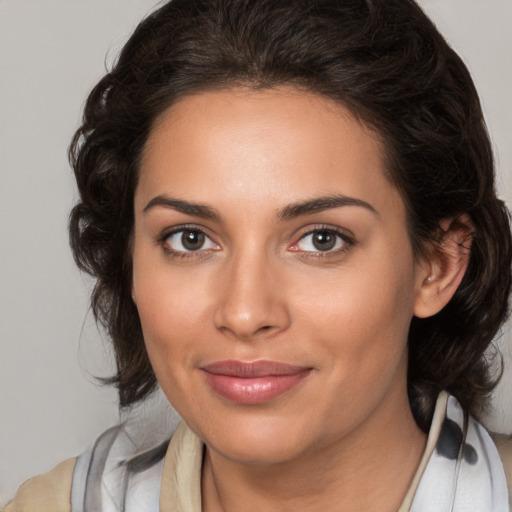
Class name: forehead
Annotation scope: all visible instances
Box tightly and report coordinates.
[137,87,404,220]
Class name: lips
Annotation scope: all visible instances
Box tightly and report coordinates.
[200,360,312,404]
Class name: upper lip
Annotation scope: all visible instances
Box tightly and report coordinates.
[200,360,311,377]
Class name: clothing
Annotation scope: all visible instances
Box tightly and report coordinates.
[2,458,75,512]
[4,392,512,511]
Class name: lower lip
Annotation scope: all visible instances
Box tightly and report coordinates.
[202,370,311,404]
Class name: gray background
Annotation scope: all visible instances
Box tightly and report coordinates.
[1,0,511,505]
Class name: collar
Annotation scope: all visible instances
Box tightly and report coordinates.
[159,392,509,512]
[159,393,448,512]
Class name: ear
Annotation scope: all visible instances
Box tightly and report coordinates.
[414,215,473,319]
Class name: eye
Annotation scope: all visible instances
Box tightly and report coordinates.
[293,228,351,253]
[163,228,219,253]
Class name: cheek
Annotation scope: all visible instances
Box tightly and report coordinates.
[135,275,205,347]
[131,249,210,374]
[135,282,203,416]
[292,250,416,378]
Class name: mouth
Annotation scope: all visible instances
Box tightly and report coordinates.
[200,360,312,404]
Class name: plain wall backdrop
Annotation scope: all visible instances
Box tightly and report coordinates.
[1,0,511,505]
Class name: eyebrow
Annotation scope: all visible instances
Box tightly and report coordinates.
[277,194,378,221]
[143,194,377,221]
[143,196,222,221]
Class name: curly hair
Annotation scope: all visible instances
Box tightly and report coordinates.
[69,0,511,430]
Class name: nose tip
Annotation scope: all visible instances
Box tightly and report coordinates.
[213,260,290,340]
[214,299,286,340]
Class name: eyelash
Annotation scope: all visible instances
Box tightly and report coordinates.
[291,225,355,258]
[157,224,219,260]
[157,224,355,260]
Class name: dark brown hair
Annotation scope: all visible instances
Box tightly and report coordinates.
[69,0,511,430]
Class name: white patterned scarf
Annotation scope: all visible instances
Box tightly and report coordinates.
[71,390,510,511]
[410,393,509,511]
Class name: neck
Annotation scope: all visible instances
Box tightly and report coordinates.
[201,388,427,512]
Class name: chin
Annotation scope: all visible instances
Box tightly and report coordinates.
[195,409,321,465]
[211,434,308,466]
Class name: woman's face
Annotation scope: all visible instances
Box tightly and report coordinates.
[132,87,429,464]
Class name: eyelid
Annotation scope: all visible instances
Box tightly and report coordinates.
[288,225,355,254]
[156,223,354,258]
[158,224,221,254]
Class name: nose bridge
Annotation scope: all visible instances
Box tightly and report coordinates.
[213,243,289,339]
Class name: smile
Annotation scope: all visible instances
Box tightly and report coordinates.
[200,360,312,404]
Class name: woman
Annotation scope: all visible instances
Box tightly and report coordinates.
[5,0,512,510]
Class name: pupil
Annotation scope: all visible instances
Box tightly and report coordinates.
[182,230,205,251]
[313,231,336,251]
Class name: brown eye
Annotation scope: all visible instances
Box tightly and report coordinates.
[294,228,349,253]
[311,230,337,251]
[181,230,205,251]
[164,228,219,253]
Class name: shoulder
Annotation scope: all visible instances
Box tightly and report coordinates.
[3,457,75,512]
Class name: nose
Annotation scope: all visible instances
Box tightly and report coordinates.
[213,249,291,340]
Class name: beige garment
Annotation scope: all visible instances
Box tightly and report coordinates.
[3,457,75,512]
[396,392,449,512]
[160,422,203,511]
[4,415,512,511]
[494,433,512,508]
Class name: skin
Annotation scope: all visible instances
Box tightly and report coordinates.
[132,87,468,512]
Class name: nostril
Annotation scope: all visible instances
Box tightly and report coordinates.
[259,325,272,331]
[213,295,291,339]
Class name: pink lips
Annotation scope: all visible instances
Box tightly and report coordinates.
[200,360,311,404]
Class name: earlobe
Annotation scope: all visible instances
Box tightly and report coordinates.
[414,215,473,319]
